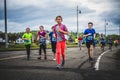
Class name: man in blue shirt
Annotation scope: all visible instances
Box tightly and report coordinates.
[108,37,113,51]
[84,22,96,62]
[49,26,57,60]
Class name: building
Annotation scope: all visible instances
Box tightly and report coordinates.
[16,38,24,44]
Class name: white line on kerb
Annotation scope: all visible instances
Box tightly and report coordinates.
[0,55,25,61]
[94,50,110,71]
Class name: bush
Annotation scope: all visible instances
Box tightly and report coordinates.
[8,44,25,48]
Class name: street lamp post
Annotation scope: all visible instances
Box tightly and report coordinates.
[77,5,78,37]
[4,0,8,48]
[119,25,120,36]
[105,19,107,37]
[76,5,81,38]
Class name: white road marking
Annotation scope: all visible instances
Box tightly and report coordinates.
[94,50,110,71]
[0,55,25,61]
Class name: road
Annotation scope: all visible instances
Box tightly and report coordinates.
[0,47,120,80]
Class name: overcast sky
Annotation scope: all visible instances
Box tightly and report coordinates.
[0,0,120,35]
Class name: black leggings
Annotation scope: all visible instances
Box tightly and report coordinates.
[39,43,46,56]
[25,44,31,60]
[51,41,56,54]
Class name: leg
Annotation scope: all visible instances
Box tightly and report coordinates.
[53,42,56,54]
[61,41,66,66]
[79,42,81,50]
[25,44,31,60]
[88,48,91,59]
[43,43,47,60]
[51,42,54,53]
[90,44,94,58]
[56,42,61,65]
[86,42,91,59]
[52,42,56,59]
[101,43,104,51]
[38,44,42,59]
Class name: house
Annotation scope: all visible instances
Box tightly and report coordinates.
[0,37,3,42]
[16,38,24,44]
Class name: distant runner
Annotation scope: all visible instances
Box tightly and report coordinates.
[108,37,113,51]
[114,39,119,48]
[100,34,106,51]
[22,27,33,60]
[49,26,57,60]
[37,26,47,60]
[78,36,83,50]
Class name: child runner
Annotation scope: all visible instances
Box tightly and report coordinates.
[84,22,96,62]
[75,37,78,45]
[37,25,47,60]
[49,26,57,60]
[22,27,33,60]
[53,16,68,69]
[114,39,119,48]
[108,37,113,51]
[78,36,83,50]
[100,34,106,51]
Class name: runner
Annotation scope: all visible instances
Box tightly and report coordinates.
[93,38,98,48]
[22,27,33,60]
[84,22,96,62]
[114,39,118,48]
[49,26,57,60]
[82,36,86,44]
[100,34,106,51]
[53,15,68,69]
[78,36,82,50]
[75,37,78,45]
[108,37,113,51]
[37,25,47,60]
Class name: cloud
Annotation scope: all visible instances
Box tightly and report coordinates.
[0,0,119,35]
[100,10,120,25]
[99,0,120,25]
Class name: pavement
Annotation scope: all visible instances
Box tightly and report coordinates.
[0,46,120,80]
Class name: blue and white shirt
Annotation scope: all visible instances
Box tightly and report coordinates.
[84,28,96,42]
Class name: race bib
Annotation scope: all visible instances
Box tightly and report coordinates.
[52,38,56,42]
[24,40,30,43]
[87,36,93,41]
[40,38,45,43]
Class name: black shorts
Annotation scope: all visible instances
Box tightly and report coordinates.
[86,41,94,48]
[101,42,105,46]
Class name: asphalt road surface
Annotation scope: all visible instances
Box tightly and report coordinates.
[0,46,120,80]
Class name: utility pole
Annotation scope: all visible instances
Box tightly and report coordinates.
[76,5,79,38]
[105,19,106,37]
[4,0,8,48]
[119,25,120,36]
[76,5,81,38]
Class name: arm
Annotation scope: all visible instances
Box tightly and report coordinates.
[94,34,96,39]
[93,29,96,39]
[22,34,27,40]
[83,33,91,37]
[32,38,34,43]
[59,29,69,35]
[59,25,69,35]
[31,35,34,43]
[48,33,51,40]
[83,29,88,37]
[37,35,39,41]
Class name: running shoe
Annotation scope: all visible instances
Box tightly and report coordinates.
[53,58,56,61]
[56,64,61,69]
[44,56,47,60]
[89,58,94,62]
[61,60,65,66]
[37,57,41,60]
